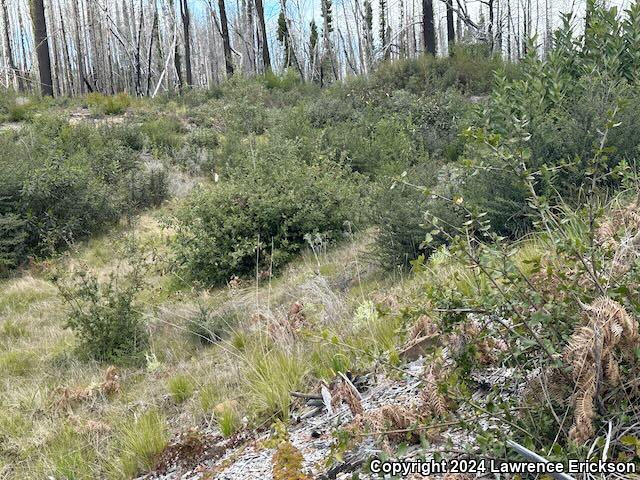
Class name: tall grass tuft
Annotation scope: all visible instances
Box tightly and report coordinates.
[167,374,194,403]
[242,344,307,420]
[118,410,169,477]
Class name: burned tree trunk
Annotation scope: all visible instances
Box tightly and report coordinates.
[31,0,54,95]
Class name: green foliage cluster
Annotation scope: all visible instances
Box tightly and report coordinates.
[0,118,167,273]
[373,43,510,95]
[118,410,169,477]
[483,3,640,204]
[167,375,194,403]
[56,261,148,364]
[377,3,640,265]
[159,47,488,272]
[140,115,186,152]
[172,143,366,286]
[402,2,640,461]
[0,92,46,122]
[86,92,132,116]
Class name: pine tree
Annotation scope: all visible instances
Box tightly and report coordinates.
[321,0,337,81]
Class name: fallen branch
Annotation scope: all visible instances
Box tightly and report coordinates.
[506,440,576,480]
[290,391,322,401]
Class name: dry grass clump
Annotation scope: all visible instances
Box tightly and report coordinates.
[564,297,639,443]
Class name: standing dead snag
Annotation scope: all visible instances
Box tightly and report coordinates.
[30,0,54,96]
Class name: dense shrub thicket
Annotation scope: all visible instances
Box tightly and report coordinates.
[0,117,167,273]
[0,45,511,278]
[163,52,488,273]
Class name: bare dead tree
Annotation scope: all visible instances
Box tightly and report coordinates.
[31,0,54,95]
[423,0,436,54]
[180,0,192,85]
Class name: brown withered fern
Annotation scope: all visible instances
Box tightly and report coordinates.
[596,201,640,277]
[448,318,507,366]
[408,314,439,342]
[52,366,121,410]
[564,297,639,443]
[330,376,364,417]
[421,364,448,417]
[348,403,427,453]
[595,201,640,249]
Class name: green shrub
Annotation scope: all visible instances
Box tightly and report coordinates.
[0,94,40,122]
[141,116,185,152]
[87,92,132,116]
[373,163,464,267]
[261,69,303,90]
[124,162,169,209]
[167,375,194,403]
[373,44,503,95]
[0,118,167,272]
[321,115,421,178]
[221,98,269,135]
[57,262,148,364]
[460,167,532,238]
[172,147,366,286]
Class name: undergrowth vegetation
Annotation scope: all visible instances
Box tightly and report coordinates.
[1,7,640,477]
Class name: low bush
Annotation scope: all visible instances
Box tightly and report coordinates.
[172,146,366,286]
[56,262,148,364]
[373,43,504,95]
[141,116,185,152]
[0,93,41,122]
[86,92,132,116]
[372,163,464,267]
[321,115,422,178]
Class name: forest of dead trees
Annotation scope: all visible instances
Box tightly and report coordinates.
[1,0,592,96]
